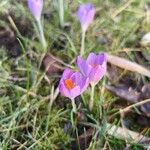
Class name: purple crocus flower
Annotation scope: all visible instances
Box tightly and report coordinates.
[59,69,89,99]
[77,53,107,85]
[77,3,96,32]
[28,0,43,21]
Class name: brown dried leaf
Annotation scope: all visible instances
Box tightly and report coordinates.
[106,82,150,118]
[106,84,140,103]
[42,53,63,76]
[106,53,150,77]
[137,116,150,127]
[106,123,150,147]
[140,83,150,117]
[106,64,120,82]
[141,83,150,99]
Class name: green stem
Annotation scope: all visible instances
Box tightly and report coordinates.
[71,98,76,113]
[89,84,95,111]
[80,29,86,56]
[58,0,64,27]
[37,19,47,50]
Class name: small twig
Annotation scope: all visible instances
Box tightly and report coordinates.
[120,98,150,114]
[110,98,150,118]
[49,53,74,69]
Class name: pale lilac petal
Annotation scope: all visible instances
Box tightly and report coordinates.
[79,77,89,93]
[71,72,89,92]
[61,69,74,80]
[86,53,97,65]
[96,53,107,65]
[71,71,82,84]
[89,65,106,85]
[59,82,70,98]
[69,86,81,99]
[77,3,95,31]
[77,56,91,76]
[28,0,43,21]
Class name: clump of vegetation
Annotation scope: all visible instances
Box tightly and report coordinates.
[0,0,150,149]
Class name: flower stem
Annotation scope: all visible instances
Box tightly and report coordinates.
[80,29,86,56]
[58,0,64,27]
[71,98,77,113]
[37,19,47,50]
[89,83,95,111]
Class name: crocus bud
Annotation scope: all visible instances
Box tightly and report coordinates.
[77,53,107,85]
[59,69,89,99]
[28,0,43,21]
[77,3,96,32]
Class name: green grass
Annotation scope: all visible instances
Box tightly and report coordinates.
[0,0,150,149]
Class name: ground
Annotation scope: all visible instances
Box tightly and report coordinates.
[0,0,150,149]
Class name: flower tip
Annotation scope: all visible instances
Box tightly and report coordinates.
[77,3,96,31]
[101,53,107,62]
[28,0,43,21]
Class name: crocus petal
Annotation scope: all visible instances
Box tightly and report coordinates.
[59,81,81,99]
[86,52,97,65]
[89,65,106,85]
[79,77,89,93]
[59,82,71,98]
[77,56,91,76]
[61,69,75,80]
[96,53,107,65]
[71,71,89,93]
[69,85,81,99]
[28,0,43,21]
[77,3,96,31]
[71,71,83,84]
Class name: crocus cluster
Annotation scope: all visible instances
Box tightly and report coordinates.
[59,53,107,100]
